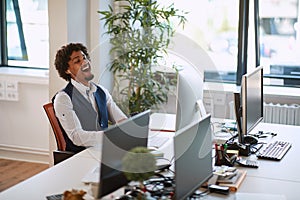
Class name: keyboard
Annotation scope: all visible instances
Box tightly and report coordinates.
[257,140,292,161]
[148,136,169,148]
[46,194,63,200]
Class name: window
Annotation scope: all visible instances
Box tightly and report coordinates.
[159,0,240,83]
[159,0,300,87]
[259,0,300,87]
[1,0,49,69]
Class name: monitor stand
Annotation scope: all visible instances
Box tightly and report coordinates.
[231,92,256,156]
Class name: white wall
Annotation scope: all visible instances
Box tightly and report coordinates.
[0,70,49,163]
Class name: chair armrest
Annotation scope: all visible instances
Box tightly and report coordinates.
[53,150,76,165]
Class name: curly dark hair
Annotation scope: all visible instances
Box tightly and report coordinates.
[54,43,90,81]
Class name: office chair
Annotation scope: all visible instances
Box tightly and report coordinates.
[43,102,75,165]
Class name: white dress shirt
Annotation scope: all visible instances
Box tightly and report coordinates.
[53,79,127,147]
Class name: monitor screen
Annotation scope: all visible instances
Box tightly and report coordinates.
[173,114,213,200]
[175,65,204,131]
[234,66,263,144]
[97,110,150,198]
[242,66,263,136]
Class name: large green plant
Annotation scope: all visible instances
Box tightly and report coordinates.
[99,0,186,115]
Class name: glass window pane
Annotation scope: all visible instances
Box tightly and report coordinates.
[6,1,24,60]
[259,0,300,86]
[6,0,49,68]
[158,0,240,83]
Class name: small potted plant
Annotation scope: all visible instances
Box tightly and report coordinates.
[122,146,156,199]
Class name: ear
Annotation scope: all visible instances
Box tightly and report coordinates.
[66,69,71,74]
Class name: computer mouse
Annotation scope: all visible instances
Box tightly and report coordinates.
[243,135,258,145]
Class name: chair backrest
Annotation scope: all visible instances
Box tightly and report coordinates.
[43,102,66,151]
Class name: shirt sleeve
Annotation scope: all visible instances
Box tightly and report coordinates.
[101,86,128,123]
[53,91,103,147]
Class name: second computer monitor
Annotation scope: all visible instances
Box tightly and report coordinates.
[234,66,264,144]
[242,66,264,136]
[97,109,150,198]
[174,114,213,200]
[175,65,204,131]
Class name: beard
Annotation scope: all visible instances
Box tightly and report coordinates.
[85,74,94,81]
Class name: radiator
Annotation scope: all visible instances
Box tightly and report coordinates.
[263,103,300,126]
[229,102,300,126]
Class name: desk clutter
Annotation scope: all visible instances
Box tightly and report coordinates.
[215,143,260,167]
[212,166,247,192]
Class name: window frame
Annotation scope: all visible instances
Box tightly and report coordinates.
[205,0,300,87]
[8,0,28,61]
[0,0,8,65]
[0,0,48,70]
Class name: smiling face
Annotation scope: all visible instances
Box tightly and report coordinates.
[67,50,94,86]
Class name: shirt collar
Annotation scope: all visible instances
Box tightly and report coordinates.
[71,79,96,96]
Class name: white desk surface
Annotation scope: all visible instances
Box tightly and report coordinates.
[242,122,300,183]
[0,156,97,200]
[1,122,300,200]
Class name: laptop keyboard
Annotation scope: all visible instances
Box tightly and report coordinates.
[148,136,169,148]
[257,140,292,161]
[46,194,63,200]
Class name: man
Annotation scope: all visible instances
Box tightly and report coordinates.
[53,43,127,153]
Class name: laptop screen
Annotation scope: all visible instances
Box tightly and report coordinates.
[173,114,213,200]
[97,110,150,198]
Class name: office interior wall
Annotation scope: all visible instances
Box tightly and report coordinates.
[0,75,49,164]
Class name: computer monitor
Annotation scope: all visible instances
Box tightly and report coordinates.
[234,66,263,144]
[173,114,213,200]
[175,65,204,131]
[97,109,150,198]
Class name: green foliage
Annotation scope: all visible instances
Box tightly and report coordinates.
[99,0,187,115]
[122,146,156,182]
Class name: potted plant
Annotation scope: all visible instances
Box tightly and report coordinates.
[99,0,187,115]
[122,146,156,199]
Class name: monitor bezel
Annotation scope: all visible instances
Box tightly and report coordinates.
[241,66,264,137]
[97,109,150,198]
[173,114,213,200]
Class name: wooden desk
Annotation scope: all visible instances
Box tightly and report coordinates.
[1,122,300,200]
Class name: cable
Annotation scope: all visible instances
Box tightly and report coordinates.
[225,133,238,144]
[211,122,237,138]
[143,173,175,198]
